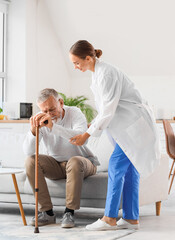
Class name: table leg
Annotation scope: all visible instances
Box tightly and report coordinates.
[11,174,27,226]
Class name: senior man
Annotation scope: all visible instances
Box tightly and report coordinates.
[23,88,99,228]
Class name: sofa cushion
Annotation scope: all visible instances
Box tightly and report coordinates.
[24,172,108,200]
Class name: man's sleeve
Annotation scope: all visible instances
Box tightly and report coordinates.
[51,107,87,140]
[23,130,43,156]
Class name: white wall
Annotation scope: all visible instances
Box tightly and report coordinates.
[131,76,175,119]
[6,0,175,118]
[45,0,175,119]
[6,0,71,113]
[25,0,70,108]
[45,0,175,75]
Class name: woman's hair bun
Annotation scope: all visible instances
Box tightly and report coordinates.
[95,49,102,58]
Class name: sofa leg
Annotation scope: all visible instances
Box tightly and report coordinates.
[156,201,161,216]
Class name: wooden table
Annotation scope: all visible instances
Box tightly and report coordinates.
[0,168,27,226]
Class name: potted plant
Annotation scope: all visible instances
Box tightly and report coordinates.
[0,107,4,120]
[59,93,96,123]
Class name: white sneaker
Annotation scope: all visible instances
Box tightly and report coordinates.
[117,218,139,230]
[86,219,118,231]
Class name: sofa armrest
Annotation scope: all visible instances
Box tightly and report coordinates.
[139,154,169,206]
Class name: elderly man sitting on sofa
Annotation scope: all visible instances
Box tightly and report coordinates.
[23,88,99,228]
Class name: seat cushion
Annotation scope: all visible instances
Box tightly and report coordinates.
[24,172,108,200]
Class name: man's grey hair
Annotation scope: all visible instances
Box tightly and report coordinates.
[37,88,61,103]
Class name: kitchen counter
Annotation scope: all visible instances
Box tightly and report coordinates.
[0,120,30,123]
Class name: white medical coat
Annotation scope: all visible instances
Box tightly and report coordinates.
[87,60,161,178]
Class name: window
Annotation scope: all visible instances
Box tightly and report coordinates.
[0,1,8,109]
[0,11,4,72]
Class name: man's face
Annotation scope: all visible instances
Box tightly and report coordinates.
[38,96,63,121]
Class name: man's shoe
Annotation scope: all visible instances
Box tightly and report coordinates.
[30,212,56,226]
[61,212,75,228]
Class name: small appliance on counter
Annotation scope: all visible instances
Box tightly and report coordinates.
[3,102,33,119]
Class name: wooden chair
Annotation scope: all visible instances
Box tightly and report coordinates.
[163,120,175,194]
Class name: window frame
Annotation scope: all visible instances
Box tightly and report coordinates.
[0,1,8,107]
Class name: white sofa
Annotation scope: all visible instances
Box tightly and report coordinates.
[0,128,169,216]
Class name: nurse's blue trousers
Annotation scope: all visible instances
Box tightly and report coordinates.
[104,143,140,220]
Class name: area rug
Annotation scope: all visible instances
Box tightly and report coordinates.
[0,222,135,240]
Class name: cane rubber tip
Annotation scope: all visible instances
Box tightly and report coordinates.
[34,227,39,233]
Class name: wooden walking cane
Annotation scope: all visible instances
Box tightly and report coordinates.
[34,120,48,234]
[34,124,39,233]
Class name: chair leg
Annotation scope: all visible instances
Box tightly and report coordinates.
[168,166,175,194]
[156,201,161,216]
[169,160,175,179]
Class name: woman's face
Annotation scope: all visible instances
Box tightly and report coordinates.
[69,53,92,72]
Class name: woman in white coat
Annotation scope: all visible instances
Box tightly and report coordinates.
[69,40,160,231]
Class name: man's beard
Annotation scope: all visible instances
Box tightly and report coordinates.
[52,116,62,123]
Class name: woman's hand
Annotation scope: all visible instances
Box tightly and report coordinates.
[69,132,90,146]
